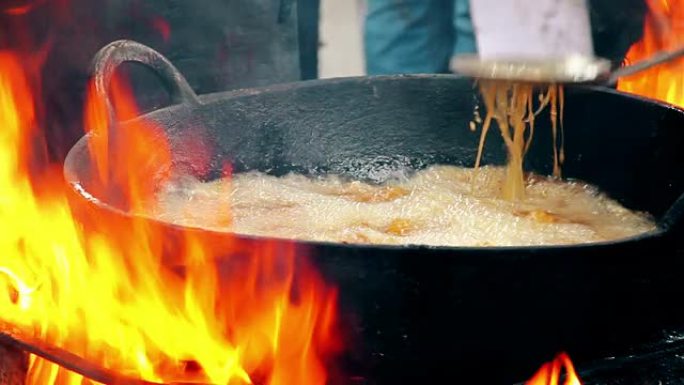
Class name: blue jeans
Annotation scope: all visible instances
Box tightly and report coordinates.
[364,0,476,75]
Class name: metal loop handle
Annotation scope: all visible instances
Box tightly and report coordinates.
[90,39,200,122]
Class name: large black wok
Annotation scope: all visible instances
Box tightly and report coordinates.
[64,41,684,384]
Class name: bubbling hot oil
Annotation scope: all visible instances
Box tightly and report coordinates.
[148,166,656,247]
[475,81,564,200]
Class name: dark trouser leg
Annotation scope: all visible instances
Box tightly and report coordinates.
[298,0,321,80]
[364,0,454,75]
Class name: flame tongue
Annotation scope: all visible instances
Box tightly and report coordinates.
[0,49,341,385]
[618,0,684,107]
[526,353,582,385]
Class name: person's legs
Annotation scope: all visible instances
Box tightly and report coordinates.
[364,0,454,75]
[298,0,320,80]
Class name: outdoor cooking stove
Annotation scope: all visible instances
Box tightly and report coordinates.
[2,0,684,385]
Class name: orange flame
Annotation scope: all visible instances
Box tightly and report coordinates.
[0,48,341,385]
[526,353,582,385]
[84,74,174,212]
[617,0,684,107]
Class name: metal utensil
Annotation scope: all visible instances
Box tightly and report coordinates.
[0,328,214,385]
[451,45,684,85]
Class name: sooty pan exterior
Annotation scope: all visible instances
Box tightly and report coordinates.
[65,70,684,383]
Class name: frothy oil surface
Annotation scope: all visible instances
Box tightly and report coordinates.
[148,165,656,247]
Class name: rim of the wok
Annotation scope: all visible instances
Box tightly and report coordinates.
[64,74,684,254]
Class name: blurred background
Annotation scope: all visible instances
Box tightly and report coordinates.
[319,0,364,78]
[0,0,660,160]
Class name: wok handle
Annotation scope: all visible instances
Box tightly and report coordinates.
[90,39,200,118]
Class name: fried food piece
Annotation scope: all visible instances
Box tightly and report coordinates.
[341,183,409,203]
[385,218,413,236]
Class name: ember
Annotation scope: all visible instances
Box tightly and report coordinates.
[0,44,341,385]
[618,0,684,106]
